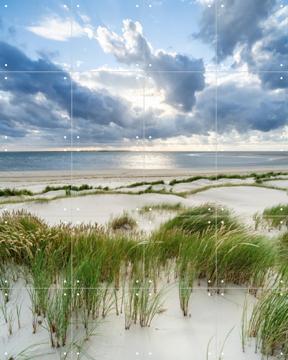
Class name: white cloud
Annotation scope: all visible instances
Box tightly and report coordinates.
[27,16,94,41]
[96,19,205,112]
[96,20,150,63]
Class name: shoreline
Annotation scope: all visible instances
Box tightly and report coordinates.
[1,167,288,182]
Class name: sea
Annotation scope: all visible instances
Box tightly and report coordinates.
[0,151,287,172]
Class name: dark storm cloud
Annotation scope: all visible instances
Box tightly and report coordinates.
[138,77,288,140]
[195,0,276,61]
[196,0,288,92]
[240,6,288,89]
[193,82,288,134]
[0,38,287,146]
[0,41,140,142]
[259,72,288,90]
[97,19,205,111]
[147,55,205,112]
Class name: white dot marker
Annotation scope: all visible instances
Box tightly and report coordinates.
[4,4,8,8]
[76,4,80,8]
[280,76,284,80]
[221,4,224,8]
[4,76,7,80]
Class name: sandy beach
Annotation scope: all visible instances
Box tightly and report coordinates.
[1,169,287,230]
[1,280,262,360]
[0,169,287,359]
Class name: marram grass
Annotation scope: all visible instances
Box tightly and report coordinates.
[262,204,288,229]
[108,212,137,231]
[0,207,285,355]
[249,290,288,357]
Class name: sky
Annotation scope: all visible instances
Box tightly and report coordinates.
[0,0,287,151]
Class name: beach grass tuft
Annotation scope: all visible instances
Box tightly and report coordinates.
[249,290,288,357]
[140,202,184,214]
[109,212,137,231]
[0,204,285,354]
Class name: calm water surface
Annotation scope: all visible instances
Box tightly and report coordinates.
[0,151,287,171]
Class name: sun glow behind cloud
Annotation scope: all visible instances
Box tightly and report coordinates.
[0,0,287,151]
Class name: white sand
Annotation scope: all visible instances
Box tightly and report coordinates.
[1,281,264,360]
[265,179,288,189]
[1,174,285,359]
[1,167,283,192]
[84,286,262,360]
[188,186,287,226]
[1,186,286,231]
[0,193,182,232]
